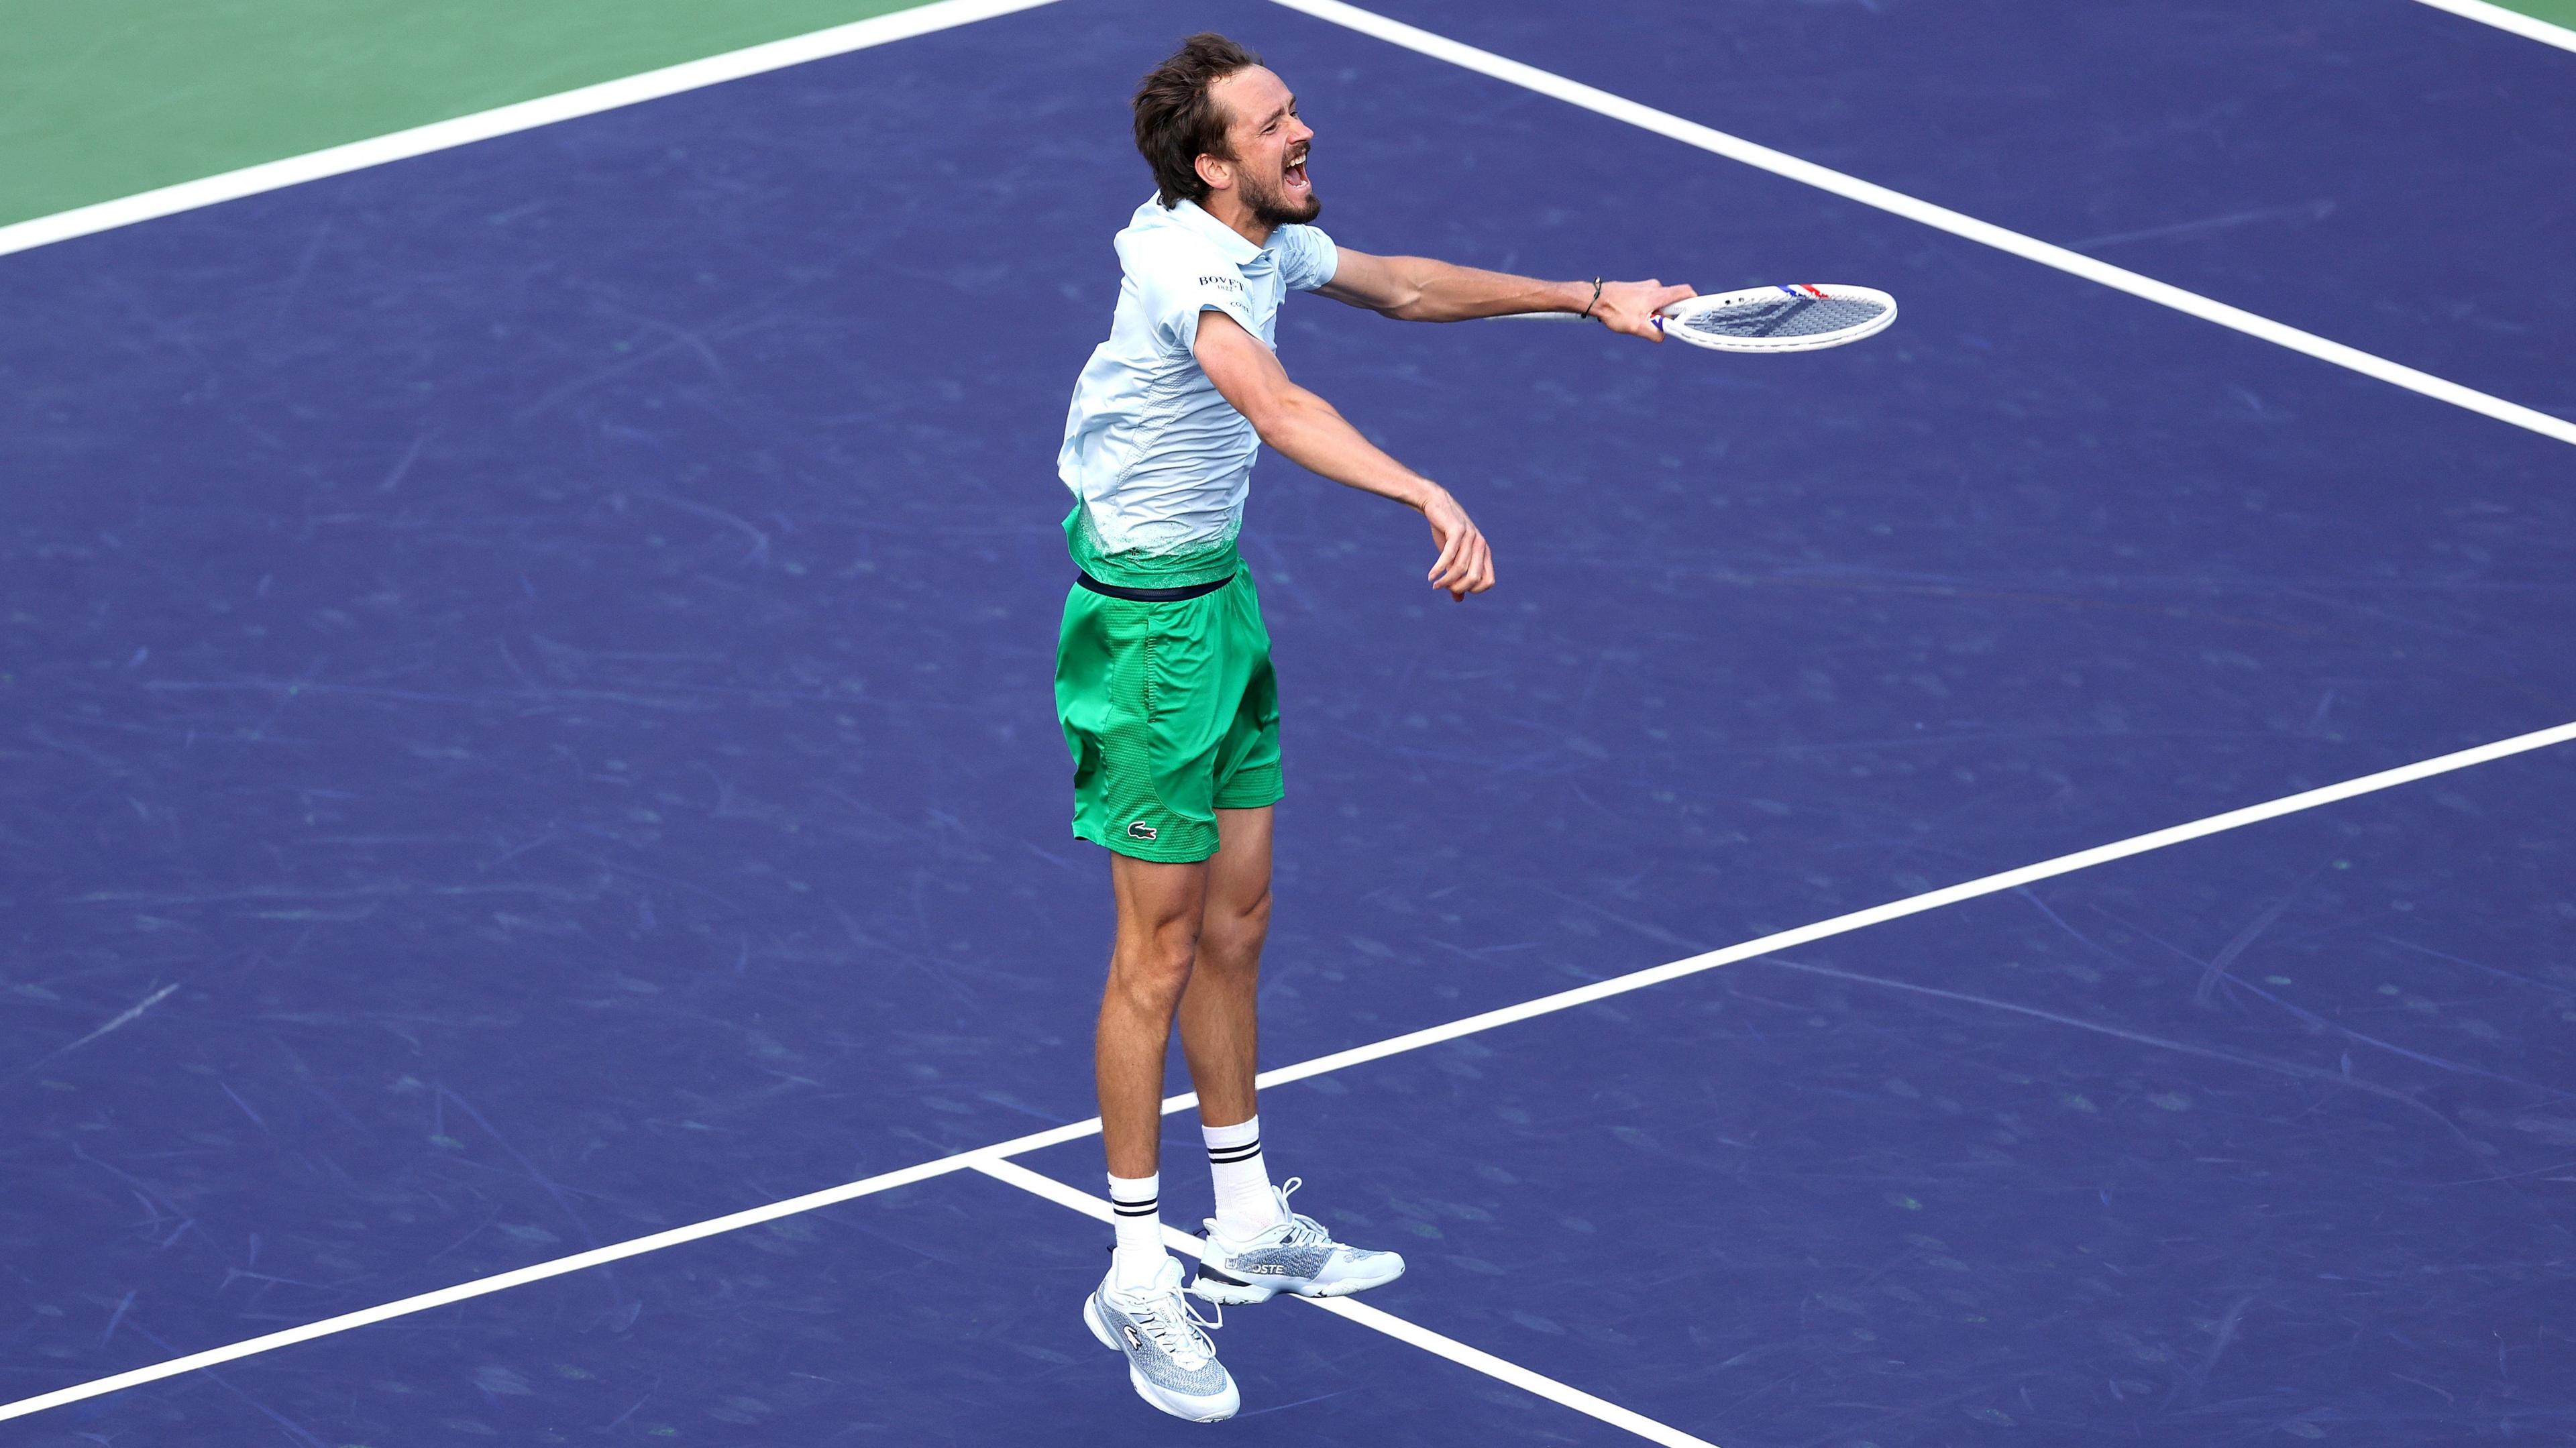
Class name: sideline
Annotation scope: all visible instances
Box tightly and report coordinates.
[1267,0,2576,449]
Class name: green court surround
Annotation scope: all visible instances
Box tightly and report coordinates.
[0,0,2568,231]
[0,0,939,227]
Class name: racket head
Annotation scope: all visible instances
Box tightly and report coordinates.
[1653,284,1896,353]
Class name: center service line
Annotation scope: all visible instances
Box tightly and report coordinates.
[969,1158,1725,1448]
[8,718,2570,1423]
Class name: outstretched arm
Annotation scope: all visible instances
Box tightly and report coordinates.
[1193,309,1493,602]
[1318,249,1694,340]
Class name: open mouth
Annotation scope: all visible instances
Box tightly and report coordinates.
[1283,152,1309,192]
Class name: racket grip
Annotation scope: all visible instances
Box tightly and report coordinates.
[1489,307,1684,325]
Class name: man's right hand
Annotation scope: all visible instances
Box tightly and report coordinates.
[1592,279,1698,341]
[1421,487,1495,602]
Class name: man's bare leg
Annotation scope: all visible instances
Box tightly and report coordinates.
[1171,806,1405,1301]
[1177,807,1283,1239]
[1179,806,1273,1129]
[1083,848,1238,1426]
[1097,854,1208,1183]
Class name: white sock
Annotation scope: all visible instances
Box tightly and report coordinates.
[1203,1116,1284,1239]
[1107,1171,1165,1290]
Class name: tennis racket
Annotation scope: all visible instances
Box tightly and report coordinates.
[1499,283,1896,353]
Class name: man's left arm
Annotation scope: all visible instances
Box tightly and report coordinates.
[1317,249,1694,341]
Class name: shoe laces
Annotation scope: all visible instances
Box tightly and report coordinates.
[1273,1176,1332,1247]
[1126,1283,1224,1367]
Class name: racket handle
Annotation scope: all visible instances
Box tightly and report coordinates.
[1487,307,1681,326]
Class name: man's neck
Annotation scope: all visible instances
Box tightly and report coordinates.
[1197,192,1273,249]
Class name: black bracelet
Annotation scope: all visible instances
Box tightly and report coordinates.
[1579,276,1604,320]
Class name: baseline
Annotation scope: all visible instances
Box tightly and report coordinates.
[5,718,2569,1424]
[970,1157,1723,1447]
[2410,0,2576,53]
[2,0,2565,458]
[0,0,1059,261]
[1266,0,2576,449]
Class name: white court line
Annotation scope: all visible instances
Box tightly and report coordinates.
[2,0,2558,1425]
[968,1158,1723,1448]
[2412,0,2576,53]
[0,0,1060,261]
[1267,0,2576,451]
[0,1122,1085,1425]
[8,717,2570,1425]
[1250,720,2576,1087]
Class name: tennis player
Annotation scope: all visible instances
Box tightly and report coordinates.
[1059,34,1690,1421]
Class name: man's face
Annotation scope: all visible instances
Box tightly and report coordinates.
[1207,66,1318,226]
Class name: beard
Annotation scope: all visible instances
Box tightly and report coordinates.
[1243,166,1322,227]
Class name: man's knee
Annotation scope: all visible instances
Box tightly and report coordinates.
[1201,887,1271,968]
[1236,885,1275,940]
[1106,853,1210,1003]
[1110,913,1201,1007]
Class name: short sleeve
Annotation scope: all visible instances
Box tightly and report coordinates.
[1273,224,1340,292]
[1127,231,1261,355]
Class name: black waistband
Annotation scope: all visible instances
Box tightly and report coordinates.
[1075,569,1236,602]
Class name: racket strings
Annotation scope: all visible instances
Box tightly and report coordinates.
[1681,295,1888,339]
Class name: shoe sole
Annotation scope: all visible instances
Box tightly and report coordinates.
[1190,1255,1407,1305]
[1083,1293,1238,1423]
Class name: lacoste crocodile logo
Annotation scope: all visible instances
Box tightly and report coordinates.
[1127,821,1158,841]
[1122,1324,1144,1351]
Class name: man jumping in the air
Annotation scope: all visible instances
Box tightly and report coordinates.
[1058,34,1690,1421]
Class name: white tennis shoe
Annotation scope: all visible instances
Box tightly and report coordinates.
[1189,1177,1407,1305]
[1083,1255,1239,1422]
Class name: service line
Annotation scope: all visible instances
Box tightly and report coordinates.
[7,718,2569,1425]
[969,1158,1724,1447]
[4,0,2567,1427]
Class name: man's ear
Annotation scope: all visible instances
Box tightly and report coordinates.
[1193,152,1232,195]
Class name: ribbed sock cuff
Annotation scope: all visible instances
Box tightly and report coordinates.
[1202,1117,1283,1237]
[1202,1115,1261,1160]
[1107,1171,1164,1286]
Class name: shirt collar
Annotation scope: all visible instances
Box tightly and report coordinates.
[1152,195,1266,266]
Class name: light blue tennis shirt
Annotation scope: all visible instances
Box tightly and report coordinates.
[1059,194,1338,587]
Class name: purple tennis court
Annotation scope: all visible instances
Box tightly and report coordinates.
[5,0,2573,1442]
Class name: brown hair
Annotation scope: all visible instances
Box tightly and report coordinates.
[1132,33,1263,209]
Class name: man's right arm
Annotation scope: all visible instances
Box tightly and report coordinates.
[1192,309,1494,602]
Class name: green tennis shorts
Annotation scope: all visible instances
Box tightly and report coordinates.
[1055,568,1281,863]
